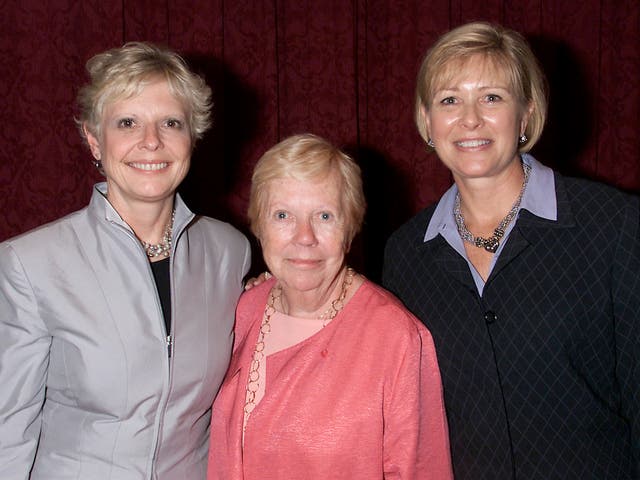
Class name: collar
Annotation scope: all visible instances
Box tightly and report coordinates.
[90,182,195,237]
[424,153,557,244]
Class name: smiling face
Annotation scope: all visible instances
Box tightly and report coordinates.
[258,170,349,297]
[85,78,192,212]
[423,54,532,183]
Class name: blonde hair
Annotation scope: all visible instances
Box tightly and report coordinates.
[415,22,547,152]
[248,134,366,245]
[76,42,212,144]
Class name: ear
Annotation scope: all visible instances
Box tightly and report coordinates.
[419,104,432,140]
[520,101,534,136]
[83,124,102,160]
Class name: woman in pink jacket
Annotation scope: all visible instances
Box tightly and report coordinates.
[208,134,453,479]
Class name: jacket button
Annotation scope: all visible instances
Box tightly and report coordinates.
[484,311,497,324]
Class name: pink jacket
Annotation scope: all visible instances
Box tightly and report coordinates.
[208,278,453,479]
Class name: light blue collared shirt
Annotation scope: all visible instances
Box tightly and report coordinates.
[423,154,557,296]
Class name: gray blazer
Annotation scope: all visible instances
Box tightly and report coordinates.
[0,184,251,479]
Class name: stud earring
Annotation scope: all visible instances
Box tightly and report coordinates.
[427,138,435,148]
[519,134,528,144]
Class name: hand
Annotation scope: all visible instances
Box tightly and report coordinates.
[244,271,271,290]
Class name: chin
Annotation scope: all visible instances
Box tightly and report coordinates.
[277,270,324,290]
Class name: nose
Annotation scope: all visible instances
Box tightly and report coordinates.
[460,102,482,129]
[294,219,318,246]
[139,124,162,150]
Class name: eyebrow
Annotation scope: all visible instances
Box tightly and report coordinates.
[435,84,511,93]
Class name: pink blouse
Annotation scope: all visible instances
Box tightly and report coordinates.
[208,278,453,479]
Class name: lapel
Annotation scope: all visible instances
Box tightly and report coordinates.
[421,172,576,288]
[489,172,576,282]
[422,234,478,292]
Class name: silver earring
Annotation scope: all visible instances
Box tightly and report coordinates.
[427,138,435,148]
[93,160,102,170]
[519,134,528,144]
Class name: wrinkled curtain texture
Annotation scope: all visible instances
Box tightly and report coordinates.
[1,0,639,278]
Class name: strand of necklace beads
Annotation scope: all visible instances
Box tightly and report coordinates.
[243,267,355,424]
[140,210,175,258]
[454,162,531,253]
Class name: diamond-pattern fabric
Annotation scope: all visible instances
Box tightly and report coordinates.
[383,173,639,479]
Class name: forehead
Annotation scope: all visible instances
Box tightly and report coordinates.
[265,171,343,207]
[103,77,187,113]
[433,54,512,92]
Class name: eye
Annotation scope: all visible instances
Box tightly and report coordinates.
[275,211,288,220]
[319,212,332,221]
[117,118,135,128]
[165,118,184,129]
[440,96,456,105]
[485,94,502,103]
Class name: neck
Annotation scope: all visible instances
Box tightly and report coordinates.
[455,159,525,229]
[111,198,176,245]
[279,267,351,318]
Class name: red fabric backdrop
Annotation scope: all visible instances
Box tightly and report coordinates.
[1,0,639,279]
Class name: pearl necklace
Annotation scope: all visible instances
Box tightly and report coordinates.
[140,210,175,258]
[244,267,355,418]
[454,162,531,253]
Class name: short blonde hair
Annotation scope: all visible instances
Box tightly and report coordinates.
[248,134,366,245]
[76,42,212,144]
[415,22,547,152]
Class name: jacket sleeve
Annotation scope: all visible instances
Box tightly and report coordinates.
[612,196,640,476]
[382,314,453,479]
[0,244,51,479]
[382,235,400,296]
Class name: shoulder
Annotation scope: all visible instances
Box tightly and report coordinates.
[560,173,636,203]
[234,278,274,339]
[383,204,441,287]
[237,278,273,309]
[556,174,639,225]
[351,280,430,341]
[190,215,249,243]
[1,208,87,259]
[388,205,437,245]
[186,216,251,259]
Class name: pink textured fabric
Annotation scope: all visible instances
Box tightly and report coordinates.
[208,278,453,479]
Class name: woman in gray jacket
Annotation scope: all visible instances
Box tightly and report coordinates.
[0,42,251,479]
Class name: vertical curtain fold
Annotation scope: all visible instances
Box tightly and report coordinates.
[1,0,638,278]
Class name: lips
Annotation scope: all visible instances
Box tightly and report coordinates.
[287,258,322,268]
[455,139,491,148]
[128,162,169,171]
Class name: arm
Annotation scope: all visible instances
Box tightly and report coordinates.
[381,238,397,293]
[612,197,640,476]
[383,318,453,479]
[0,244,51,479]
[382,233,406,299]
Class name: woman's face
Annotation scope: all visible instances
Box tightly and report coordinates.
[258,170,349,296]
[85,79,192,212]
[423,55,532,183]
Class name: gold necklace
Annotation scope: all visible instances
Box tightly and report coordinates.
[244,284,280,417]
[243,267,355,418]
[318,267,355,326]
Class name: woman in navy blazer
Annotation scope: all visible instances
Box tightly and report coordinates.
[383,22,639,479]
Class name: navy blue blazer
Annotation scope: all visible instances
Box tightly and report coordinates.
[383,173,639,479]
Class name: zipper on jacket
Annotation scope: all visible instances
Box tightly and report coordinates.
[166,334,173,358]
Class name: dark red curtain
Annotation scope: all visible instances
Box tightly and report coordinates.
[2,0,639,279]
